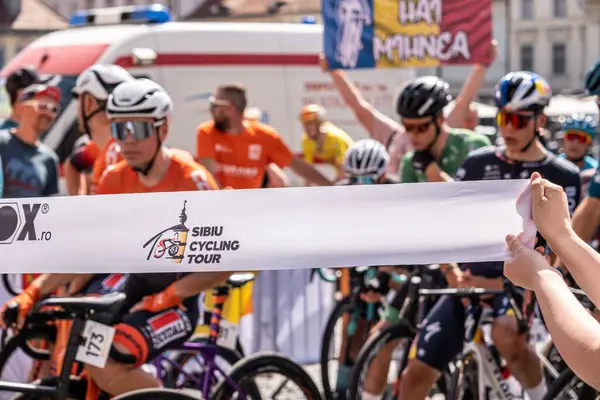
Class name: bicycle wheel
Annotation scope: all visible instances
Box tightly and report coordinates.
[348,321,416,400]
[112,388,203,399]
[2,275,21,297]
[7,376,88,400]
[162,336,243,388]
[320,296,353,400]
[447,351,479,400]
[212,352,323,400]
[543,367,599,400]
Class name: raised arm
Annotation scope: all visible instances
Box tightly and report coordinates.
[446,40,497,129]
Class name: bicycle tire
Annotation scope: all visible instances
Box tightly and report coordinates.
[163,336,243,388]
[112,388,203,399]
[2,275,21,297]
[543,367,598,400]
[447,351,479,400]
[320,296,353,400]
[212,352,323,400]
[347,321,416,399]
[0,325,56,372]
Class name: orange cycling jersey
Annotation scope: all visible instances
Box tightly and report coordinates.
[91,138,121,194]
[196,120,293,189]
[96,151,218,194]
[91,138,195,193]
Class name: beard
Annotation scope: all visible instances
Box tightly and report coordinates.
[214,117,230,132]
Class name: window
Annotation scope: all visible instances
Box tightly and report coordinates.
[552,43,567,75]
[520,44,534,71]
[0,46,5,69]
[521,0,533,19]
[554,0,566,17]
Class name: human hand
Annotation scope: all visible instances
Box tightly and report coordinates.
[412,151,435,175]
[0,285,41,330]
[529,171,572,242]
[479,39,498,67]
[130,284,184,313]
[319,53,329,73]
[503,233,560,290]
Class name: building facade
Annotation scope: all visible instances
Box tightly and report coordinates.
[510,0,599,93]
[0,0,66,70]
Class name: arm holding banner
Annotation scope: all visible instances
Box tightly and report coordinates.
[504,235,600,390]
[445,40,498,129]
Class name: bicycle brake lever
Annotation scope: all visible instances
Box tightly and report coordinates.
[3,302,20,329]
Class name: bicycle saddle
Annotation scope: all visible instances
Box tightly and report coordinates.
[38,292,127,315]
[227,272,255,288]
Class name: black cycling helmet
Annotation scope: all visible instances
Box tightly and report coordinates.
[5,67,40,105]
[396,76,452,118]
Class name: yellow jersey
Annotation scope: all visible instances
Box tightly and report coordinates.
[302,123,354,166]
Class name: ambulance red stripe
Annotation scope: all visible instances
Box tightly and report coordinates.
[1,44,319,77]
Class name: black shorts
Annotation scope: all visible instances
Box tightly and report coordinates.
[408,294,517,372]
[84,273,199,367]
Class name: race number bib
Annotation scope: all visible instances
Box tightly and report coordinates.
[76,320,116,368]
[217,320,238,349]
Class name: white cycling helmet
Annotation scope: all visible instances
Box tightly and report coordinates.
[73,64,133,101]
[106,78,173,120]
[344,139,390,178]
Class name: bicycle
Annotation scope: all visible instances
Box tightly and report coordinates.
[0,292,198,399]
[347,265,448,399]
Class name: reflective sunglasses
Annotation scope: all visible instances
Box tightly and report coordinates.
[349,175,376,185]
[496,111,534,129]
[403,120,434,133]
[564,130,592,144]
[111,120,165,141]
[208,96,231,109]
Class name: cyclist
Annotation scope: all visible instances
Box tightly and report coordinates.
[398,71,581,400]
[195,83,332,189]
[332,139,399,399]
[0,83,60,198]
[398,76,491,183]
[558,114,598,171]
[243,107,289,188]
[320,39,498,174]
[571,59,600,244]
[301,103,353,181]
[70,64,135,194]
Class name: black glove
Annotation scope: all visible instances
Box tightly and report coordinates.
[364,270,391,295]
[412,151,435,174]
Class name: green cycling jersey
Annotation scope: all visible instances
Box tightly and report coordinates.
[400,128,492,183]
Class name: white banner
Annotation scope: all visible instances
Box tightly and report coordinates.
[0,180,534,273]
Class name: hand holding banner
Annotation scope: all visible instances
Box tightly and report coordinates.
[323,0,493,69]
[0,180,534,274]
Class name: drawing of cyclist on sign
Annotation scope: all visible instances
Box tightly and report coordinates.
[335,0,372,68]
[143,200,189,263]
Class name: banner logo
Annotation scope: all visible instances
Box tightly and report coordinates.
[0,202,51,244]
[143,201,241,265]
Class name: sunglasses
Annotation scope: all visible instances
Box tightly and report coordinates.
[349,176,376,185]
[111,120,165,141]
[208,96,231,109]
[403,120,434,133]
[29,101,60,116]
[496,111,534,129]
[564,131,592,144]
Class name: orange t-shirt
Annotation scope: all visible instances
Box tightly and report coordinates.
[96,152,219,194]
[195,120,293,189]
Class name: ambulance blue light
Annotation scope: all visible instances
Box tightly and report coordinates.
[301,16,317,24]
[68,4,172,27]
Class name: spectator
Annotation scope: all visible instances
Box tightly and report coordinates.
[243,106,289,188]
[320,40,497,174]
[2,67,46,129]
[504,171,600,390]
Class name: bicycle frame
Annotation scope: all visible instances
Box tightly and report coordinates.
[153,341,244,399]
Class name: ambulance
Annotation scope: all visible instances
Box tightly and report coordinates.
[0,4,415,186]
